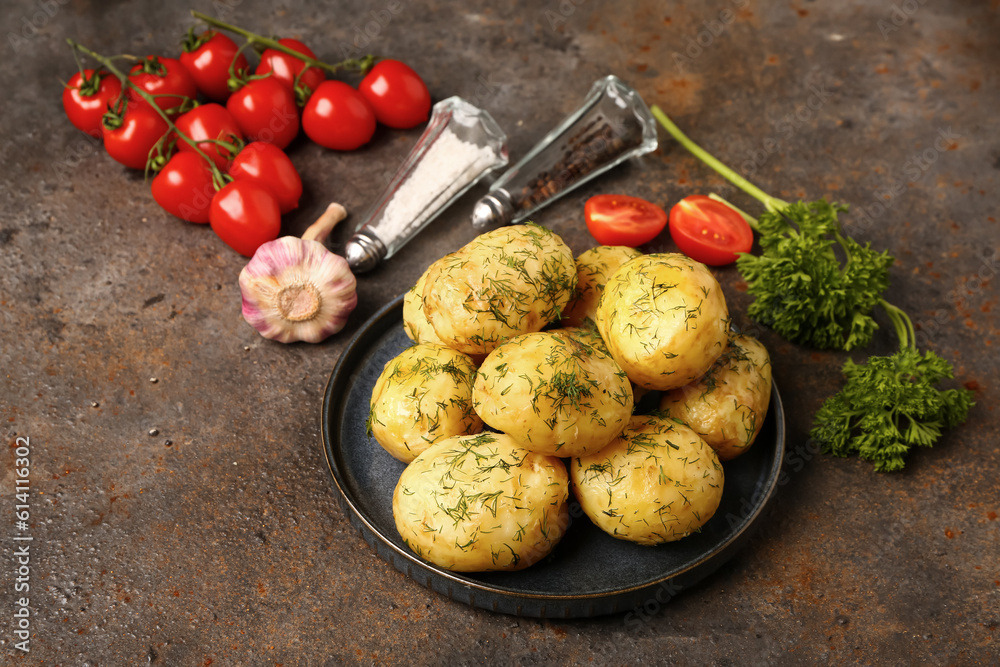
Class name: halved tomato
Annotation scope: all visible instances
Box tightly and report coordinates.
[584,194,668,247]
[668,195,753,266]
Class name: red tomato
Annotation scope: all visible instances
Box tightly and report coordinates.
[358,60,431,129]
[62,69,122,137]
[226,77,300,150]
[179,30,248,102]
[128,56,197,112]
[255,38,325,101]
[151,152,217,224]
[102,105,170,170]
[228,142,302,214]
[668,195,754,266]
[173,103,244,169]
[302,81,376,151]
[584,194,669,247]
[210,180,282,256]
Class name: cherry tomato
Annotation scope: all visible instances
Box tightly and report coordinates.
[102,105,170,170]
[358,60,431,129]
[179,30,248,102]
[210,180,282,256]
[228,142,302,214]
[128,56,197,113]
[226,77,300,150]
[151,152,217,224]
[255,38,325,101]
[302,81,376,151]
[584,194,669,247]
[174,103,243,169]
[668,195,754,266]
[62,69,122,137]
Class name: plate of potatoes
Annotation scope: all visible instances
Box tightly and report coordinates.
[322,226,786,618]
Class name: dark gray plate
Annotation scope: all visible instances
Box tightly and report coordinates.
[321,295,786,618]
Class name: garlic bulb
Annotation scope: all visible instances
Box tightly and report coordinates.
[239,203,358,343]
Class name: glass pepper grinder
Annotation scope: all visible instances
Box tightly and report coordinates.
[471,75,658,229]
[345,96,508,273]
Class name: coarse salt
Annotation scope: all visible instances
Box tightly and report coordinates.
[374,128,498,245]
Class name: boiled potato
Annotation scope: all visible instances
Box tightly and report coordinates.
[596,253,730,391]
[659,333,772,461]
[402,258,447,346]
[561,245,643,327]
[403,259,486,365]
[474,331,633,457]
[422,224,577,356]
[368,343,483,463]
[552,324,609,356]
[393,432,570,572]
[572,415,724,545]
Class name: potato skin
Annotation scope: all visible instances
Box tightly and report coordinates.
[474,331,634,457]
[422,224,577,356]
[561,245,643,328]
[659,333,772,461]
[551,325,609,356]
[596,253,730,391]
[572,415,724,545]
[403,258,447,346]
[393,432,570,572]
[368,343,483,463]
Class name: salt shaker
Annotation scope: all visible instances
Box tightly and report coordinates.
[471,75,658,229]
[345,97,508,273]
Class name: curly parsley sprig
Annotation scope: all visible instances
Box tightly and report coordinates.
[651,106,974,471]
[811,301,974,471]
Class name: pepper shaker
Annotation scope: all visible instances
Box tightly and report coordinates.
[471,75,658,229]
[345,96,508,273]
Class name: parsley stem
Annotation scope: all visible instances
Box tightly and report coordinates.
[651,106,790,213]
[832,231,855,277]
[707,193,760,232]
[879,299,916,351]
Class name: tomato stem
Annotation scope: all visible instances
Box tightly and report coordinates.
[291,62,314,107]
[191,11,376,75]
[67,39,226,185]
[181,26,211,54]
[145,134,173,180]
[69,46,89,85]
[651,106,790,214]
[197,135,244,160]
[136,55,167,77]
[227,40,256,91]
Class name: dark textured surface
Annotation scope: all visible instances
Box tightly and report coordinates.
[1,0,997,664]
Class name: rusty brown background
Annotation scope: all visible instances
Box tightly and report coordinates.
[1,0,998,664]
